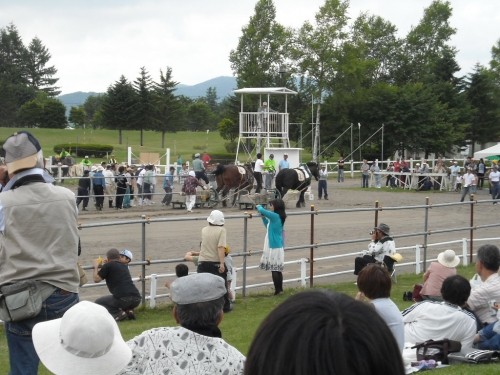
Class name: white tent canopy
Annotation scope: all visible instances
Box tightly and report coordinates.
[474,143,500,159]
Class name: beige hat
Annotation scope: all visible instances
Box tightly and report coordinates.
[437,249,460,268]
[2,131,44,174]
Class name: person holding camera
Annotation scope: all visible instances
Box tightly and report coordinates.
[354,223,396,276]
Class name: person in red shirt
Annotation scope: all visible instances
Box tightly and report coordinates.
[202,152,212,169]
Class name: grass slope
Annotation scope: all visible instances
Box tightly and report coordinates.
[0,265,497,374]
[0,128,230,164]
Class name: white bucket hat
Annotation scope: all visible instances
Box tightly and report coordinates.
[188,170,196,177]
[32,301,132,375]
[207,210,225,225]
[437,249,460,268]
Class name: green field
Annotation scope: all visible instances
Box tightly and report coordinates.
[0,128,231,165]
[0,265,498,374]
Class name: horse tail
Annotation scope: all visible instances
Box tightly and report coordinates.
[214,164,225,176]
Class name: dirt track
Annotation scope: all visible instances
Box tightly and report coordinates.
[75,177,498,301]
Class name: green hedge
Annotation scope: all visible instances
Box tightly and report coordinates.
[54,143,114,158]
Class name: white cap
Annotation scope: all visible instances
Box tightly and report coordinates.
[120,249,133,261]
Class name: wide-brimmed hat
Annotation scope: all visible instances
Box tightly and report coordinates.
[170,273,226,305]
[188,170,196,177]
[437,249,460,268]
[374,223,390,236]
[207,209,224,225]
[2,131,44,174]
[32,301,131,375]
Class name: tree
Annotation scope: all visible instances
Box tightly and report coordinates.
[291,0,350,160]
[395,0,456,84]
[83,94,105,129]
[204,87,219,113]
[229,0,291,88]
[102,75,137,142]
[0,24,36,127]
[186,101,215,132]
[465,64,500,148]
[69,106,86,128]
[133,67,155,146]
[17,92,67,129]
[25,37,60,96]
[152,66,182,147]
[218,118,238,142]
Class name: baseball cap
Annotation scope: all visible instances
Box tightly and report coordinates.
[2,131,44,174]
[120,249,133,261]
[170,273,226,305]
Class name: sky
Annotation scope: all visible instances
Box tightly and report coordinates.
[1,0,498,95]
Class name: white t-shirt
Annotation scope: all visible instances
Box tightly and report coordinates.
[402,300,477,349]
[490,170,500,182]
[254,159,264,173]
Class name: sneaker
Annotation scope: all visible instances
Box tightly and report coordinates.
[114,310,128,322]
[126,310,136,320]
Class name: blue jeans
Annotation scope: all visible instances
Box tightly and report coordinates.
[5,289,79,375]
[362,174,369,188]
[477,322,500,350]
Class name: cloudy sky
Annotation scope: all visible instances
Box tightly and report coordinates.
[1,0,498,94]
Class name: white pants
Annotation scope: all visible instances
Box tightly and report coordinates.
[186,194,196,211]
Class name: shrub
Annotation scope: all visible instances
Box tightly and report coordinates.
[54,143,114,158]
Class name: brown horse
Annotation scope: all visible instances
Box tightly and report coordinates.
[214,164,254,207]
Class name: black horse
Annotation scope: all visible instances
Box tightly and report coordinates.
[275,162,320,207]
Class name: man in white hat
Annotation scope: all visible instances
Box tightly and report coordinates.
[33,301,131,375]
[449,160,461,191]
[197,210,232,312]
[119,273,245,374]
[0,131,80,374]
[192,152,209,185]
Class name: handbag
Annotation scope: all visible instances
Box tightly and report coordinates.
[0,281,44,322]
[78,262,88,286]
[412,339,462,364]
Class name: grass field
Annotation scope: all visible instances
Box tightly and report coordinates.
[0,128,231,165]
[1,265,498,374]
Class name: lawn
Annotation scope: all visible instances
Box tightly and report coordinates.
[0,265,498,374]
[0,128,231,165]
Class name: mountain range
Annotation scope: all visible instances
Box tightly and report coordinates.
[58,75,237,110]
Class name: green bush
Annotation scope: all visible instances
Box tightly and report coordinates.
[54,143,114,158]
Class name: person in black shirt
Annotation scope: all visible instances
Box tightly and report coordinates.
[93,248,141,321]
[76,169,91,211]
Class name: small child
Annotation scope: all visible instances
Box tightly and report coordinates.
[455,173,463,192]
[175,263,189,278]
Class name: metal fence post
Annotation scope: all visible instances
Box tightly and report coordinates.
[374,201,379,227]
